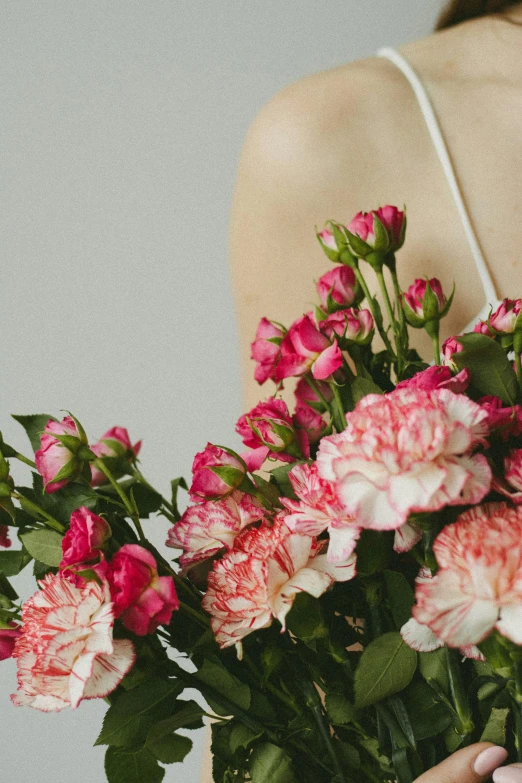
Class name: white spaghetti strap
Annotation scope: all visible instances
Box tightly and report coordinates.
[376,46,499,307]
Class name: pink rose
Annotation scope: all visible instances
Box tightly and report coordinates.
[11,574,135,711]
[316,228,342,262]
[166,489,266,570]
[411,503,522,647]
[236,398,308,463]
[35,416,89,493]
[90,427,141,487]
[294,377,333,411]
[489,298,522,334]
[250,318,285,385]
[189,443,246,502]
[346,205,406,257]
[473,320,494,336]
[276,313,343,382]
[107,544,179,636]
[202,515,356,649]
[441,336,464,370]
[317,387,491,531]
[478,396,522,440]
[292,404,326,446]
[60,507,111,568]
[0,624,22,661]
[320,308,374,345]
[402,278,447,326]
[395,365,470,394]
[374,205,406,251]
[316,267,358,311]
[0,525,11,548]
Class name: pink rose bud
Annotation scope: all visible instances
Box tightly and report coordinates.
[250,317,285,385]
[402,278,448,327]
[316,266,358,312]
[0,524,11,549]
[293,403,326,446]
[276,313,343,382]
[345,205,406,266]
[0,624,22,661]
[60,506,111,568]
[295,377,333,412]
[90,427,141,487]
[489,298,522,334]
[395,365,470,394]
[441,336,464,371]
[321,308,374,345]
[107,544,179,636]
[35,415,91,494]
[236,398,297,453]
[505,448,522,493]
[189,443,246,502]
[473,320,494,336]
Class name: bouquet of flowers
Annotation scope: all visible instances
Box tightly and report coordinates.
[3,205,522,783]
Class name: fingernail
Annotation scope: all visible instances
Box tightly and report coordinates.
[473,746,508,776]
[493,768,522,783]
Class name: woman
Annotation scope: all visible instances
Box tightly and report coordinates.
[203,1,522,781]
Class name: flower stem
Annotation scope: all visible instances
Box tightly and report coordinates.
[516,351,522,391]
[445,647,474,737]
[330,383,346,433]
[13,492,65,533]
[131,467,176,514]
[431,333,441,366]
[353,265,396,358]
[93,458,145,541]
[376,268,403,376]
[14,452,36,469]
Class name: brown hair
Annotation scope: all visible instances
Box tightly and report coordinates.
[436,0,520,29]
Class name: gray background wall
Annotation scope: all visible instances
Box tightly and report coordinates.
[1,2,440,780]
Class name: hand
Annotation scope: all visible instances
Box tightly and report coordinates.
[413,743,522,782]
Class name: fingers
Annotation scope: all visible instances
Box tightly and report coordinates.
[493,763,522,782]
[414,743,508,783]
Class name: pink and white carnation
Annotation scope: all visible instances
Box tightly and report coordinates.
[395,365,470,394]
[107,545,179,636]
[401,568,484,660]
[35,416,86,493]
[282,463,361,563]
[316,387,491,531]
[317,267,358,311]
[166,490,266,569]
[11,574,135,711]
[492,449,522,504]
[250,318,285,385]
[202,515,356,649]
[411,503,522,647]
[189,443,246,501]
[275,313,343,382]
[90,427,141,487]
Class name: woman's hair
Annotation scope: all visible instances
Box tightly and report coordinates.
[436,0,520,29]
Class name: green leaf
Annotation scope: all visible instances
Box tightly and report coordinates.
[325,692,357,725]
[170,477,188,520]
[384,571,414,629]
[195,657,251,713]
[105,747,165,783]
[354,632,417,708]
[145,701,205,746]
[20,529,63,567]
[356,529,392,575]
[334,741,360,771]
[147,733,192,764]
[0,549,32,577]
[402,680,452,740]
[12,414,56,452]
[269,462,307,499]
[0,572,18,601]
[229,723,262,753]
[249,743,297,783]
[480,707,510,745]
[285,592,327,643]
[129,482,163,518]
[453,333,518,404]
[418,648,450,696]
[350,376,384,405]
[95,679,182,747]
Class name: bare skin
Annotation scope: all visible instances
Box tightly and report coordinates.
[201,7,522,782]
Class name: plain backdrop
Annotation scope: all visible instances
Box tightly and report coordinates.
[1,2,441,780]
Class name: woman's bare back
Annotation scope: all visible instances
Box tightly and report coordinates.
[229,9,522,411]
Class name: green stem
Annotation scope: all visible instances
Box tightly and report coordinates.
[93,458,145,541]
[390,265,407,338]
[330,383,346,433]
[376,269,402,376]
[242,654,303,716]
[131,467,176,514]
[311,703,347,783]
[431,332,441,366]
[353,265,396,358]
[14,452,36,469]
[445,647,474,737]
[13,492,65,533]
[516,352,522,391]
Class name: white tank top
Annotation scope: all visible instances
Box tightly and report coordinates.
[376,46,502,332]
